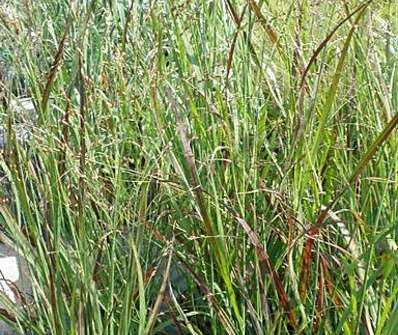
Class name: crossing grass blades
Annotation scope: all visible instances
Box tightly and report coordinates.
[0,1,398,334]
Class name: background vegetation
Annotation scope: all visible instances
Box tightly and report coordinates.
[0,0,398,334]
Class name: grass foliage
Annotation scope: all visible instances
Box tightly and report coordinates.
[0,0,398,334]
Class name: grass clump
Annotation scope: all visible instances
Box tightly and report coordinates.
[0,1,398,334]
